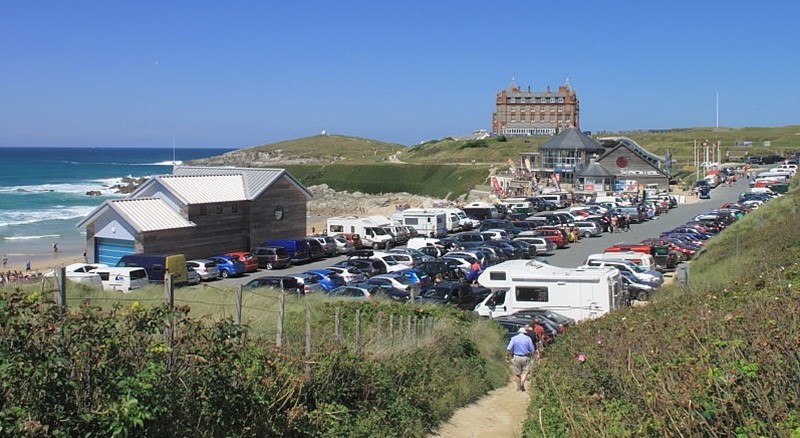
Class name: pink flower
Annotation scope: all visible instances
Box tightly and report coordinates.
[577,354,586,363]
[725,312,734,321]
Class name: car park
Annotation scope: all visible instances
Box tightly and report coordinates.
[208,255,246,278]
[186,259,220,281]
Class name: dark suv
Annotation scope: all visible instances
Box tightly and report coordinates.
[254,246,291,270]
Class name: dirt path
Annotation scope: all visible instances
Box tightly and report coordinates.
[430,378,529,438]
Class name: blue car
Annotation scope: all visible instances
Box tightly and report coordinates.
[208,255,247,278]
[394,268,433,292]
[303,269,346,292]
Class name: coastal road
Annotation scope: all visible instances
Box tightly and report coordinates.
[545,177,748,268]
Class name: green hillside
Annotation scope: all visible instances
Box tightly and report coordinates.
[522,179,800,437]
[240,134,405,163]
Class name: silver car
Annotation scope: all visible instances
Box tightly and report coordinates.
[574,221,603,238]
[186,259,220,281]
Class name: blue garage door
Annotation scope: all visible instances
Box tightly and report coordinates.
[96,238,135,266]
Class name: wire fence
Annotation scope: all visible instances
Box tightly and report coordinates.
[43,270,443,359]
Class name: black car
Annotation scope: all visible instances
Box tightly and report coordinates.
[243,275,302,294]
[527,197,558,211]
[420,280,491,310]
[334,258,385,277]
[415,260,466,282]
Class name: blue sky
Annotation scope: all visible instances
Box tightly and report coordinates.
[1,1,798,148]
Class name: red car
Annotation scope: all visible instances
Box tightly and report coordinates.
[224,251,259,273]
[535,228,567,248]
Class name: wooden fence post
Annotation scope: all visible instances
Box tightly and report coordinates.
[55,267,66,317]
[164,274,174,369]
[305,305,312,374]
[276,292,285,348]
[389,314,394,345]
[355,309,361,356]
[334,307,341,342]
[406,315,412,338]
[234,284,243,325]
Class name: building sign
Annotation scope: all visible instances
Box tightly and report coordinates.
[620,170,660,176]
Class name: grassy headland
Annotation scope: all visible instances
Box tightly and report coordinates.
[189,126,800,198]
[521,178,800,437]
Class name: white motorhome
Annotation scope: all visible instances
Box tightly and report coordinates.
[90,266,149,292]
[594,195,631,207]
[474,260,624,322]
[326,216,395,249]
[390,209,448,237]
[44,263,107,287]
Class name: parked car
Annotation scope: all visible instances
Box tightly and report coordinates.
[310,236,338,257]
[329,282,409,301]
[337,233,364,250]
[574,221,603,238]
[420,280,491,310]
[208,255,246,278]
[305,238,326,261]
[324,265,366,284]
[243,275,304,294]
[285,273,327,294]
[514,236,556,255]
[253,246,292,270]
[224,251,259,273]
[302,269,346,292]
[332,235,356,255]
[186,259,220,281]
[369,273,421,294]
[186,265,201,285]
[334,258,385,277]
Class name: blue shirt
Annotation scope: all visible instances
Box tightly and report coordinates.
[507,332,535,356]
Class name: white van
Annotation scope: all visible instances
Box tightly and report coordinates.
[585,252,656,271]
[594,195,631,207]
[538,193,572,208]
[474,260,624,322]
[91,267,150,292]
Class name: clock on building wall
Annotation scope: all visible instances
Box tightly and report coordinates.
[274,205,284,221]
[615,156,628,168]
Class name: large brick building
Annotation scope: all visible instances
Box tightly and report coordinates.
[492,79,579,136]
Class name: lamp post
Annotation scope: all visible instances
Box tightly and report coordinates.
[694,140,699,180]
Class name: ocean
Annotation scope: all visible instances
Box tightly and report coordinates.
[0,147,233,269]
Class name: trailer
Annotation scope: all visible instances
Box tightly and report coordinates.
[474,259,624,322]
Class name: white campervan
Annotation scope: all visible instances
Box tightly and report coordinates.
[474,260,624,322]
[90,267,149,292]
[594,195,631,207]
[327,216,395,249]
[391,209,449,236]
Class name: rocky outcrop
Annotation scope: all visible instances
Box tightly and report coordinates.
[306,184,451,217]
[111,177,148,194]
[85,190,102,196]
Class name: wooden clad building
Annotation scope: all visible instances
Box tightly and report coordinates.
[78,166,312,265]
[595,137,670,193]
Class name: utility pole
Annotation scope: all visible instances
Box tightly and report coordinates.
[694,140,699,180]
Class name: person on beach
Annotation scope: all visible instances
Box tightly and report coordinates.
[1,254,6,268]
[25,260,31,272]
[53,242,58,254]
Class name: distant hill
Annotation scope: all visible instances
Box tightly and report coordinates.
[188,126,800,169]
[188,134,406,166]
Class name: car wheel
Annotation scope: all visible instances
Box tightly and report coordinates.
[221,270,230,278]
[636,290,649,301]
[372,242,380,250]
[582,231,591,238]
[264,262,273,270]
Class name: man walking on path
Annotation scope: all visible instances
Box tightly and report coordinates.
[507,327,536,391]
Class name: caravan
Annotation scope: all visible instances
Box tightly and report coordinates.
[474,260,624,322]
[327,216,395,249]
[391,209,448,237]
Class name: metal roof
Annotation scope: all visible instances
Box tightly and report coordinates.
[77,198,194,232]
[597,137,666,169]
[157,175,248,204]
[539,127,605,152]
[171,166,313,200]
[577,162,615,178]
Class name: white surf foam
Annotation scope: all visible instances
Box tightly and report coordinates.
[0,205,97,228]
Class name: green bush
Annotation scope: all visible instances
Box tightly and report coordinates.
[0,290,507,437]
